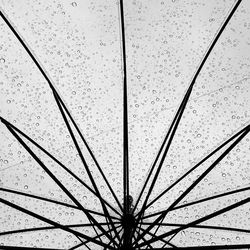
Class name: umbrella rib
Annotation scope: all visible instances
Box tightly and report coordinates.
[0,187,79,209]
[3,122,118,247]
[143,186,250,219]
[0,187,119,240]
[157,244,250,250]
[139,122,250,216]
[160,126,250,217]
[134,211,145,247]
[1,6,122,214]
[0,6,121,246]
[0,247,67,250]
[0,9,54,91]
[133,0,243,217]
[133,73,192,237]
[136,227,177,248]
[134,229,153,249]
[53,92,121,244]
[71,240,91,250]
[132,87,188,214]
[68,225,122,250]
[54,91,123,212]
[0,117,121,218]
[118,229,125,249]
[0,197,116,249]
[119,0,129,214]
[0,222,121,237]
[132,228,153,249]
[0,1,123,220]
[0,187,119,221]
[0,226,56,237]
[137,197,250,247]
[53,97,121,247]
[145,217,165,249]
[172,186,250,211]
[0,187,116,219]
[103,227,123,250]
[141,222,250,234]
[1,246,250,250]
[134,124,250,245]
[0,9,122,237]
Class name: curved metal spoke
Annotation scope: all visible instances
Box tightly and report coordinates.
[0,122,118,247]
[0,117,121,218]
[0,247,66,250]
[0,11,122,245]
[171,186,250,211]
[136,197,250,247]
[0,222,120,237]
[68,225,122,250]
[135,123,250,245]
[135,0,244,220]
[133,2,245,242]
[137,121,250,218]
[142,186,250,220]
[160,245,250,250]
[135,226,177,249]
[140,222,250,234]
[0,197,116,249]
[53,92,121,244]
[119,0,129,215]
[0,7,123,215]
[0,187,120,221]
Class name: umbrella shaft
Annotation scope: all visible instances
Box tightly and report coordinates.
[122,226,133,249]
[121,210,136,249]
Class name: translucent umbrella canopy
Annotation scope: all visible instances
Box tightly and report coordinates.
[0,0,250,249]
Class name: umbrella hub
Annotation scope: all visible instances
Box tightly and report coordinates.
[121,213,136,250]
[120,195,136,249]
[121,213,136,229]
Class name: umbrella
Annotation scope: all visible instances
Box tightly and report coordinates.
[0,0,250,249]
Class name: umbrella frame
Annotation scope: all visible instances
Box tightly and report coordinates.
[0,0,250,249]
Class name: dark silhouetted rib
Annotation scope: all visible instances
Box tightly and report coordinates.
[0,197,116,249]
[119,0,129,215]
[2,121,118,247]
[137,197,250,247]
[0,117,121,217]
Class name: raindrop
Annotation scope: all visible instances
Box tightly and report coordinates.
[71,2,77,7]
[0,58,5,63]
